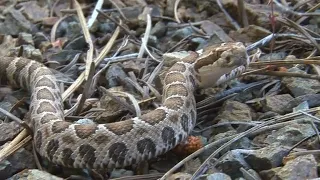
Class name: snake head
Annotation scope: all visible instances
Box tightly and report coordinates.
[194,42,249,88]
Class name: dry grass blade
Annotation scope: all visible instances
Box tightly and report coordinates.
[296,2,320,24]
[87,0,104,28]
[138,14,152,58]
[248,70,320,80]
[190,126,287,177]
[97,10,140,43]
[249,59,320,67]
[75,62,95,115]
[139,80,162,101]
[0,129,31,162]
[280,18,320,51]
[298,111,320,143]
[237,0,249,27]
[64,94,82,116]
[141,40,161,62]
[161,107,320,179]
[62,23,121,101]
[112,91,142,117]
[0,108,32,162]
[287,150,320,159]
[147,59,164,85]
[124,77,149,98]
[73,0,94,79]
[50,15,71,44]
[174,0,182,23]
[215,0,240,30]
[60,53,81,73]
[191,108,320,179]
[0,107,24,125]
[109,0,128,21]
[99,87,141,116]
[161,123,266,179]
[311,64,320,75]
[273,0,320,17]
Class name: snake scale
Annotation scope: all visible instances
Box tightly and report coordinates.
[0,42,248,169]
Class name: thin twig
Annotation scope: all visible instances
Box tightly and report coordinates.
[273,0,320,16]
[74,62,95,115]
[74,0,94,79]
[282,17,320,52]
[62,22,121,101]
[246,70,320,80]
[237,0,249,27]
[138,14,152,58]
[99,87,137,115]
[215,0,240,30]
[97,10,140,43]
[161,107,320,179]
[249,59,320,67]
[174,0,182,23]
[87,0,104,28]
[109,0,128,21]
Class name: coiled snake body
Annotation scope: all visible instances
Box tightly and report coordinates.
[0,43,248,169]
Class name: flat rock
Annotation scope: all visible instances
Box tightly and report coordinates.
[8,169,62,180]
[284,94,320,113]
[216,150,250,179]
[264,94,294,114]
[0,148,35,179]
[265,122,315,146]
[0,9,32,35]
[244,144,289,171]
[275,154,317,179]
[210,130,251,152]
[215,100,254,123]
[207,173,232,180]
[0,122,22,144]
[282,67,320,97]
[110,169,134,179]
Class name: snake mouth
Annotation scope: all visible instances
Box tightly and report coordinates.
[195,43,249,88]
[196,65,245,88]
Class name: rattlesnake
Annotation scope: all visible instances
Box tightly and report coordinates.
[0,42,248,169]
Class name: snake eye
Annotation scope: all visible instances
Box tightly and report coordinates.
[225,56,231,64]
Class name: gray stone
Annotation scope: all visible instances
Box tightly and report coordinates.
[207,173,232,180]
[264,94,294,114]
[17,45,42,62]
[0,9,32,35]
[99,22,116,34]
[215,101,254,123]
[265,122,315,146]
[284,94,320,113]
[0,148,35,179]
[171,27,194,41]
[275,154,317,179]
[151,21,167,38]
[259,167,281,180]
[282,67,320,97]
[17,32,34,46]
[8,169,62,180]
[244,144,289,171]
[110,169,134,178]
[0,95,22,119]
[216,150,250,179]
[0,122,21,144]
[210,130,251,152]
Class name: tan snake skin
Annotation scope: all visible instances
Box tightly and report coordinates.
[0,43,248,169]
